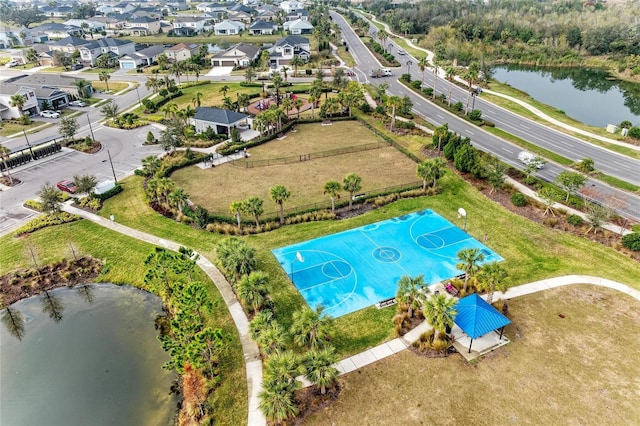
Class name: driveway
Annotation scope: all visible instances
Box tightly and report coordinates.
[206,66,233,77]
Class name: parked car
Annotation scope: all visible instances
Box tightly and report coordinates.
[56,180,77,194]
[68,100,86,107]
[518,151,545,169]
[397,48,406,55]
[71,63,84,70]
[4,60,21,68]
[40,110,60,118]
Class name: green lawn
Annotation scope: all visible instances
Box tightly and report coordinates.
[0,120,51,137]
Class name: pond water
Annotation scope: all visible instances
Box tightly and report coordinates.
[492,65,640,127]
[0,284,177,426]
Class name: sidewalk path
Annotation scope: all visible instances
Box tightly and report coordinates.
[60,203,267,426]
[299,275,640,388]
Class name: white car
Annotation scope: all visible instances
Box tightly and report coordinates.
[4,60,21,68]
[518,151,545,169]
[68,100,86,107]
[40,110,61,119]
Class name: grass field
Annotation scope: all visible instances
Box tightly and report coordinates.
[305,285,640,424]
[170,121,419,215]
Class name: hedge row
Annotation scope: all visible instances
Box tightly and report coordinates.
[14,212,81,237]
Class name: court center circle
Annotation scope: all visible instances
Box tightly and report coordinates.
[373,247,401,263]
[416,234,446,249]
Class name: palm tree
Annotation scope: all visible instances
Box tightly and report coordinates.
[290,305,334,350]
[280,97,293,116]
[98,71,111,92]
[146,77,161,94]
[270,184,291,225]
[236,271,269,312]
[308,94,318,119]
[293,98,304,119]
[418,56,429,89]
[0,144,14,185]
[432,58,442,100]
[342,173,362,211]
[290,55,305,77]
[242,196,264,230]
[464,62,480,114]
[162,102,179,120]
[229,200,244,229]
[168,188,189,212]
[433,123,449,155]
[303,346,339,395]
[141,155,161,177]
[423,293,457,341]
[445,66,457,107]
[216,237,257,283]
[237,93,250,113]
[256,321,287,356]
[192,92,203,108]
[170,61,183,85]
[260,351,301,422]
[9,94,26,117]
[75,79,90,99]
[259,385,298,424]
[385,95,403,131]
[456,248,485,293]
[157,53,169,71]
[378,29,388,53]
[323,180,341,214]
[249,310,274,340]
[219,84,230,98]
[477,262,508,304]
[396,275,428,318]
[270,73,283,106]
[281,66,290,82]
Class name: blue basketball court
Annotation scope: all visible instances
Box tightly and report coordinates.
[272,209,503,318]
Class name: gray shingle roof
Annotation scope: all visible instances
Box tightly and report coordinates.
[194,107,248,125]
[249,20,275,30]
[275,35,309,47]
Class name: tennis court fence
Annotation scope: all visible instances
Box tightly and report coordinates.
[231,141,388,168]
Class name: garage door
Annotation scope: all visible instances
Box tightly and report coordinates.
[120,61,136,70]
[221,60,235,67]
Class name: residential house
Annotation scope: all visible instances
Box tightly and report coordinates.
[228,10,252,24]
[91,16,124,34]
[284,19,313,35]
[111,2,136,14]
[63,19,106,33]
[165,43,200,61]
[269,35,310,69]
[196,3,228,19]
[0,23,30,48]
[279,0,305,14]
[3,74,93,100]
[130,7,163,20]
[45,36,92,59]
[172,16,210,36]
[79,38,136,65]
[287,9,308,21]
[192,107,251,136]
[249,20,276,35]
[119,44,166,69]
[28,23,83,40]
[213,20,245,35]
[210,42,260,68]
[256,4,279,22]
[40,5,74,18]
[122,16,161,36]
[0,84,39,120]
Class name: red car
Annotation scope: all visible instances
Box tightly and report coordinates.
[56,180,77,194]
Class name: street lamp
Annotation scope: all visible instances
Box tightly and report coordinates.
[87,114,96,143]
[290,251,304,284]
[457,207,467,231]
[406,60,413,76]
[135,86,141,108]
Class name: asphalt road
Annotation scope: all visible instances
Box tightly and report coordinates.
[332,11,640,221]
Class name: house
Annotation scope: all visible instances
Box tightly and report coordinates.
[249,20,276,36]
[79,38,136,66]
[0,84,39,120]
[172,16,211,36]
[91,16,124,34]
[279,0,305,14]
[255,5,279,22]
[228,10,252,24]
[287,9,308,21]
[122,16,161,36]
[211,42,260,68]
[4,74,94,100]
[214,20,245,35]
[119,44,166,69]
[63,19,106,33]
[47,36,93,54]
[192,107,251,136]
[39,5,74,18]
[28,23,83,40]
[111,2,136,14]
[269,35,310,69]
[0,24,30,48]
[284,19,313,35]
[130,7,163,20]
[165,43,200,61]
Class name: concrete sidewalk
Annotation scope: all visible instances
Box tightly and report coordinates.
[60,203,267,426]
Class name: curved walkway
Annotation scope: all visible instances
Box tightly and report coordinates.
[363,12,640,152]
[298,274,640,387]
[61,203,267,426]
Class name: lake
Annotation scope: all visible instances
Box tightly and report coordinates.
[0,284,177,426]
[492,65,640,128]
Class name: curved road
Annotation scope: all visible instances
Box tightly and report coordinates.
[332,11,640,221]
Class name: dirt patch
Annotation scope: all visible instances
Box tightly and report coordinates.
[292,384,341,425]
[0,176,22,187]
[0,256,103,306]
